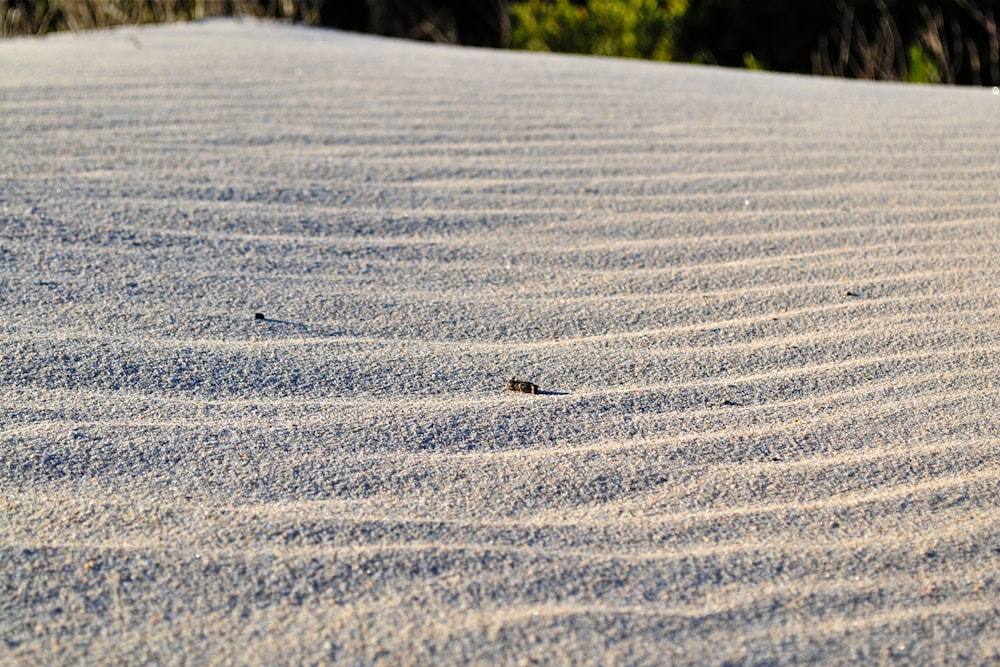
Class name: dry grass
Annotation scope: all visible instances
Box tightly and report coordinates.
[813,0,1000,85]
[1,0,299,37]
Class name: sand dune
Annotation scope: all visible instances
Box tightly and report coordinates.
[2,19,1000,665]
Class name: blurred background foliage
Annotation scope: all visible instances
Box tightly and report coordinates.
[509,0,683,60]
[2,0,998,86]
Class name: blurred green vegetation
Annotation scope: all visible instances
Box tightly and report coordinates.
[907,43,944,83]
[512,0,997,86]
[2,0,997,86]
[509,0,684,60]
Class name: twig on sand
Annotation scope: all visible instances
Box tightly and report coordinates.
[506,378,539,394]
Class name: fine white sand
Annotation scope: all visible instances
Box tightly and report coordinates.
[2,19,1000,665]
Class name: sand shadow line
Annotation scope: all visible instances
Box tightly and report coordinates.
[256,318,310,332]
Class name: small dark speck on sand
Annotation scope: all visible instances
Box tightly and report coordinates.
[254,312,265,320]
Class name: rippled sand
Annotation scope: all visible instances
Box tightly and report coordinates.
[2,19,1000,665]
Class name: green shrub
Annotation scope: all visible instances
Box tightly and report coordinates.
[906,43,943,84]
[510,0,685,60]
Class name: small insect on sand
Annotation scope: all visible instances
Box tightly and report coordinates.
[506,378,539,394]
